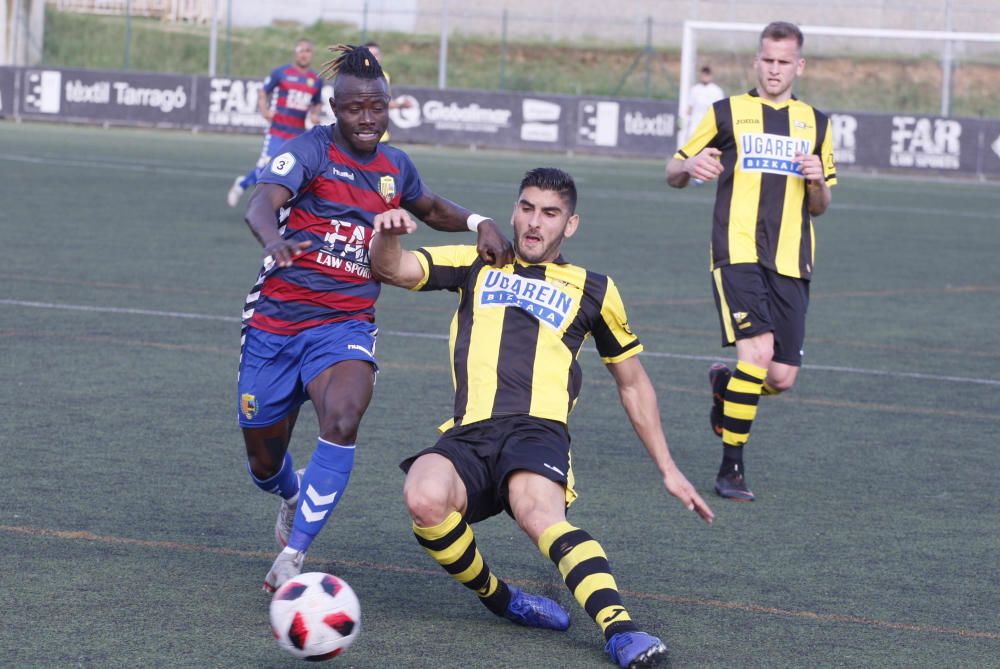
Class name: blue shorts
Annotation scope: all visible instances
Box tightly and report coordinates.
[237,319,378,428]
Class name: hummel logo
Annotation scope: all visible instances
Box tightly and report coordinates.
[347,343,374,357]
[300,499,328,523]
[298,485,338,522]
[306,485,338,507]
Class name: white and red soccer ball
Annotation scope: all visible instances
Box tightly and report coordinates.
[269,572,361,661]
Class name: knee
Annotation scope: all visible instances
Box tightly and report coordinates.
[765,366,799,393]
[246,455,279,480]
[318,412,363,445]
[244,437,284,479]
[766,375,796,393]
[404,480,452,528]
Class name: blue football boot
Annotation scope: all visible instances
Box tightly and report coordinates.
[604,631,669,668]
[503,585,570,631]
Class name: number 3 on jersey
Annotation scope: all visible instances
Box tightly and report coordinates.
[270,152,296,176]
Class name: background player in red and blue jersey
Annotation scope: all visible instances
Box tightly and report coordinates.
[237,44,513,593]
[227,39,324,207]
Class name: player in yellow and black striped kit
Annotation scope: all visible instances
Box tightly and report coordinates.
[666,21,837,501]
[371,168,714,668]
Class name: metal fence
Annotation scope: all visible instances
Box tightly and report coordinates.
[10,1,1000,118]
[43,0,1000,46]
[51,0,208,21]
[338,0,1000,47]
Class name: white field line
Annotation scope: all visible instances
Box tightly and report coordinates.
[1,152,997,219]
[3,298,998,387]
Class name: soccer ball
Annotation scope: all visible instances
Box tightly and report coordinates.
[269,572,361,661]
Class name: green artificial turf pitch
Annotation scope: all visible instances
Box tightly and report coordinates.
[1,121,997,668]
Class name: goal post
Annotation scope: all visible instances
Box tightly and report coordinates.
[678,20,1000,150]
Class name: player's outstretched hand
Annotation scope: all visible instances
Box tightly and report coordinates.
[265,240,311,268]
[475,220,514,267]
[662,464,715,524]
[687,147,725,182]
[374,208,418,235]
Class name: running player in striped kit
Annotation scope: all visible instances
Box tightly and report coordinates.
[227,39,324,208]
[236,45,512,592]
[666,22,836,501]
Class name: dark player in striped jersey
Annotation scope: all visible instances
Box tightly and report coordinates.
[371,168,713,669]
[237,45,513,593]
[227,39,324,207]
[666,21,837,502]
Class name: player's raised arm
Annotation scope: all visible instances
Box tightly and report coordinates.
[244,183,310,267]
[605,356,715,524]
[370,209,427,289]
[256,86,274,122]
[404,189,513,267]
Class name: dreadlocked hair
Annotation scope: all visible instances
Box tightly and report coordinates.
[320,44,385,80]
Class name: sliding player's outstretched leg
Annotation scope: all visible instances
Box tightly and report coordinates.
[403,451,569,630]
[412,510,569,630]
[538,521,668,667]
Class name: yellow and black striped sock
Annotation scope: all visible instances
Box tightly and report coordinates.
[721,360,767,469]
[412,511,511,616]
[539,521,639,641]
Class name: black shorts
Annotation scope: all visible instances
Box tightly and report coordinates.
[399,415,576,524]
[711,263,810,366]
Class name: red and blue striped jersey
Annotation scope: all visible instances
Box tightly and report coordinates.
[263,64,324,141]
[244,125,425,336]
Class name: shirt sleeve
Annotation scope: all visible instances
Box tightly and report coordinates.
[820,115,838,187]
[396,151,427,207]
[262,66,282,95]
[311,76,324,105]
[674,103,720,160]
[411,245,479,292]
[592,277,643,364]
[257,130,322,195]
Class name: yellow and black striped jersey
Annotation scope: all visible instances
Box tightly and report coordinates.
[675,89,837,280]
[412,245,642,431]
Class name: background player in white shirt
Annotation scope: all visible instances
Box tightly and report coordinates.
[680,66,725,147]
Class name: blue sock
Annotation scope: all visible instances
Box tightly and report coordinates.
[239,165,258,190]
[287,438,355,553]
[247,451,300,501]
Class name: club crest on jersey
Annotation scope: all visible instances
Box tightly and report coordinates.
[479,269,574,329]
[241,393,257,420]
[379,176,396,203]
